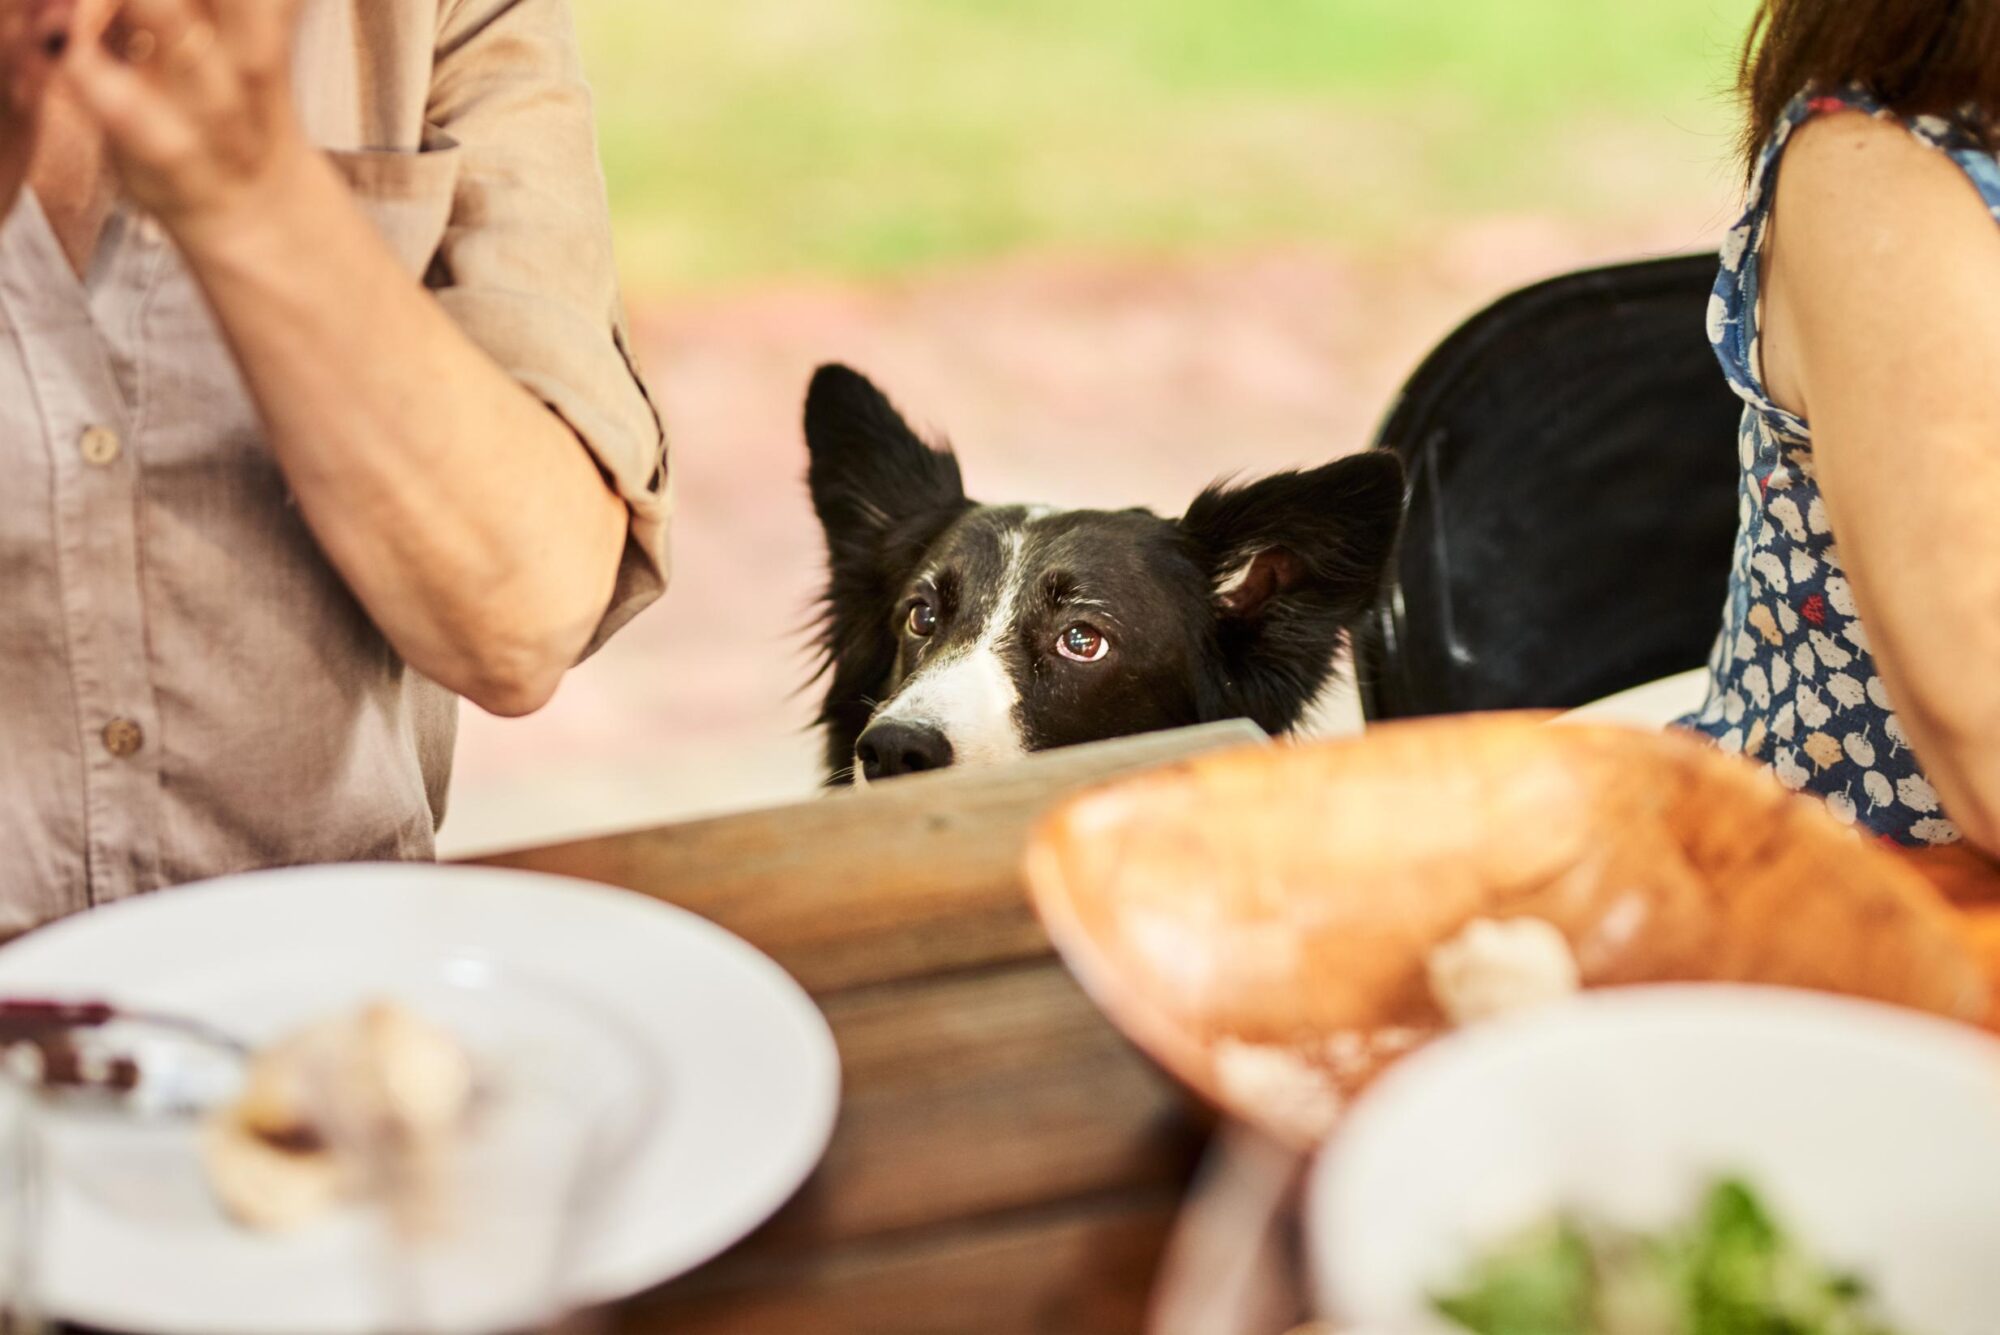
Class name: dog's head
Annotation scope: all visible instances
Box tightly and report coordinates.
[805,364,1405,783]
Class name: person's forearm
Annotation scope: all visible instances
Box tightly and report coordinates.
[171,144,627,716]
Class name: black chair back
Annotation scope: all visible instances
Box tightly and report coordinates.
[1354,253,1744,720]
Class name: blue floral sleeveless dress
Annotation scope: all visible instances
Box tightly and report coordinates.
[1682,85,2000,845]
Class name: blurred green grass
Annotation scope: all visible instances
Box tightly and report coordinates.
[578,0,1757,293]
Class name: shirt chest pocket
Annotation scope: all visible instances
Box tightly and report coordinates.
[144,141,461,342]
[134,142,462,469]
[323,142,463,278]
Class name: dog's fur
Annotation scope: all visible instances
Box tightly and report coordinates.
[805,364,1405,784]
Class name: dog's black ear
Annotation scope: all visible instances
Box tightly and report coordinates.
[805,364,971,779]
[1177,451,1405,735]
[806,364,967,552]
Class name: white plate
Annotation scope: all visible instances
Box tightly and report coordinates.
[1306,985,2000,1335]
[1553,665,1710,729]
[0,863,841,1335]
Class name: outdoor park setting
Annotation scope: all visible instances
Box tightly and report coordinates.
[443,0,1759,853]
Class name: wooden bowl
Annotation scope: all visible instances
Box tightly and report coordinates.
[1022,714,1989,1150]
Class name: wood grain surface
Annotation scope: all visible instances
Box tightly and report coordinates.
[472,721,1266,1334]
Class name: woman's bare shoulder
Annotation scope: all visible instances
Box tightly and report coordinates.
[1776,108,1996,258]
[1760,104,2000,422]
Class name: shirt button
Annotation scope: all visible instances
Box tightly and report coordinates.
[101,718,144,759]
[78,426,122,467]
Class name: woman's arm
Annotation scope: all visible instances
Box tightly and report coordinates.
[63,0,645,717]
[1761,112,2000,850]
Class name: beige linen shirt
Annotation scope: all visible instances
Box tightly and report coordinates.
[0,0,669,930]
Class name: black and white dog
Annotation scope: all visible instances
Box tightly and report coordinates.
[805,364,1405,784]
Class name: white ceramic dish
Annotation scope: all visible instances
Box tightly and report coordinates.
[1308,985,2000,1334]
[0,863,841,1335]
[1553,666,1710,730]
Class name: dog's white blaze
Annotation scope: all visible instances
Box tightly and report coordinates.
[879,646,1025,767]
[867,530,1030,770]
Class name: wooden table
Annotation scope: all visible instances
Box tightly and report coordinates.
[471,721,1268,1335]
[47,716,1998,1335]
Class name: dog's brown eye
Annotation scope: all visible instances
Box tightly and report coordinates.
[906,601,938,637]
[1057,623,1109,663]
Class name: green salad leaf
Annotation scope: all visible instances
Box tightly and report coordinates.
[1434,1218,1595,1335]
[1432,1179,1908,1335]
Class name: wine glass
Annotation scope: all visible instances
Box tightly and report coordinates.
[330,959,663,1335]
[0,1071,42,1335]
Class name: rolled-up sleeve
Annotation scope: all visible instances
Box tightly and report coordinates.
[428,0,670,656]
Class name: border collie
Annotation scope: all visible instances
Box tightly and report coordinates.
[805,364,1405,784]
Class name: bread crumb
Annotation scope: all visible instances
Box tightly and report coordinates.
[1212,1037,1343,1144]
[1426,917,1581,1026]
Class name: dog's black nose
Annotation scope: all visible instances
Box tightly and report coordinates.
[856,719,953,781]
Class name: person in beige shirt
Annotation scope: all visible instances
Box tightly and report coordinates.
[0,0,670,929]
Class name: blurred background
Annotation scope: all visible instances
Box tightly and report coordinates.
[438,0,1757,856]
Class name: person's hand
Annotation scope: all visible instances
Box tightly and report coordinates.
[61,0,307,247]
[1,0,75,214]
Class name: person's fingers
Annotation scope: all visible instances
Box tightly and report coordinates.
[202,0,265,67]
[104,0,189,64]
[2,1,34,52]
[61,11,198,165]
[4,0,75,111]
[33,0,79,38]
[2,6,35,81]
[112,0,234,119]
[8,0,75,48]
[204,0,293,79]
[68,0,120,48]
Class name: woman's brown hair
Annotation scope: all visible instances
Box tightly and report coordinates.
[1740,0,2000,167]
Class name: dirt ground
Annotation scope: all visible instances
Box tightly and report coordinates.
[437,205,1732,857]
